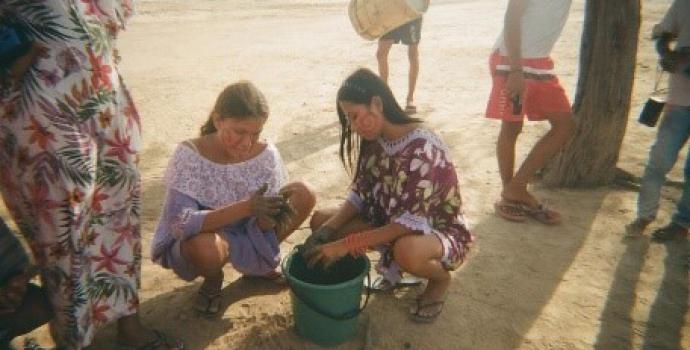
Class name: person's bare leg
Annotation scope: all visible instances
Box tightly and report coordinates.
[393,235,449,318]
[181,232,229,312]
[503,113,575,207]
[376,40,394,84]
[406,43,420,107]
[497,120,524,187]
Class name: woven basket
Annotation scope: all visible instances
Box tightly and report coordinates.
[348,0,429,40]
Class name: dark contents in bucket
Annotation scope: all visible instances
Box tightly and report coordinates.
[290,251,367,285]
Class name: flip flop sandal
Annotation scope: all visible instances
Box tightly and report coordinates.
[494,200,528,222]
[366,275,424,292]
[522,203,562,225]
[405,105,417,115]
[194,290,222,316]
[118,330,185,350]
[409,298,445,324]
[651,223,688,242]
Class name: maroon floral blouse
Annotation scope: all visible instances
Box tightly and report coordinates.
[347,128,473,272]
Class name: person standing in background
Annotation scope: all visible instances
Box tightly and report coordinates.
[626,0,690,242]
[487,0,575,225]
[376,12,425,115]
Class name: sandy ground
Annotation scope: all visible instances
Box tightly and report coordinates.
[7,0,690,349]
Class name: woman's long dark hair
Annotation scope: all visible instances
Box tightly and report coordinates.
[336,68,421,176]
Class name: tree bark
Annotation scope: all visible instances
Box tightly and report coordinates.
[543,0,641,187]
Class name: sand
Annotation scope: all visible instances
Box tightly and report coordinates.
[7,0,690,349]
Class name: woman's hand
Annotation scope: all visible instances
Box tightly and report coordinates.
[252,184,296,233]
[303,226,337,254]
[249,184,287,224]
[273,187,296,233]
[304,240,349,269]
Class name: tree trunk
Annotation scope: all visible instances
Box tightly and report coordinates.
[543,0,641,187]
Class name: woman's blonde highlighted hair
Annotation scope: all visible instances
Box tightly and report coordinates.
[200,80,269,135]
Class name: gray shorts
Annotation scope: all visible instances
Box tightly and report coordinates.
[380,17,423,45]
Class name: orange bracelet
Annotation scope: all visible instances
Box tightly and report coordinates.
[343,232,368,257]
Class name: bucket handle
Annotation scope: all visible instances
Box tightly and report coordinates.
[283,246,371,321]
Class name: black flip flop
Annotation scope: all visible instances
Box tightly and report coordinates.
[365,275,424,292]
[409,298,445,324]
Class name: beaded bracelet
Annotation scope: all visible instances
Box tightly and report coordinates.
[343,232,368,257]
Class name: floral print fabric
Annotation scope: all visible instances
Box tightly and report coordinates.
[348,128,473,272]
[0,1,139,348]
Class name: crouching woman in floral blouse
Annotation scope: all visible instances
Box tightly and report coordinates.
[305,68,473,323]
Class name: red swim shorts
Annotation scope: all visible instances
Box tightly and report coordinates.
[485,51,572,122]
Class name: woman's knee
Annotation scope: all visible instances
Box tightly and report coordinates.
[181,233,229,273]
[286,181,316,211]
[392,235,444,274]
[392,237,424,273]
[309,208,332,231]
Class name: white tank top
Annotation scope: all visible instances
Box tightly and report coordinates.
[494,0,572,59]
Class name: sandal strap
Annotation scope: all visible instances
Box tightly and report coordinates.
[410,298,446,322]
[497,201,527,215]
[412,298,445,314]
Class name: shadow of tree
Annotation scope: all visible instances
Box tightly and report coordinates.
[594,235,650,349]
[642,237,689,350]
[276,121,340,165]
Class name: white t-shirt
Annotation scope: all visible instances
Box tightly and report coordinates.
[494,0,572,59]
[653,0,690,107]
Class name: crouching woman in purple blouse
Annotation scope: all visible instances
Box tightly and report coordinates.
[305,68,474,323]
[152,81,315,316]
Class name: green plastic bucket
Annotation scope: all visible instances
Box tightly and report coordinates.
[282,246,370,347]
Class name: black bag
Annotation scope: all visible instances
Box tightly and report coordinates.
[638,67,667,127]
[638,95,666,127]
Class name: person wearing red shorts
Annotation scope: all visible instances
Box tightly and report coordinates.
[486,0,575,225]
